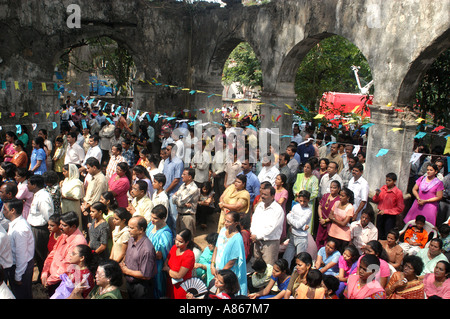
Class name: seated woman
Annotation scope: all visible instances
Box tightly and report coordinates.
[248,258,291,299]
[350,240,392,288]
[423,260,450,299]
[187,269,246,300]
[379,229,404,271]
[69,259,123,299]
[283,252,313,299]
[344,254,386,299]
[336,244,360,298]
[314,238,341,276]
[385,255,425,299]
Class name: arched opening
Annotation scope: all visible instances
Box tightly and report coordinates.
[55,36,137,102]
[278,34,373,139]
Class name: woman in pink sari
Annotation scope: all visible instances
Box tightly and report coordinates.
[316,180,341,249]
[404,163,444,226]
[344,254,386,299]
[108,162,132,208]
[1,131,17,163]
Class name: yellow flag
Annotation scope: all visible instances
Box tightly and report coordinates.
[46,112,50,118]
[444,137,450,155]
[314,114,325,119]
[416,117,425,123]
[351,105,360,113]
[41,82,47,91]
[14,81,19,90]
[23,112,28,117]
[390,128,403,132]
[285,104,293,110]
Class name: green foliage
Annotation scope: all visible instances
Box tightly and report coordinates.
[295,35,372,113]
[222,42,263,93]
[414,49,450,126]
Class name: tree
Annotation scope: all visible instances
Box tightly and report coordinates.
[222,42,263,95]
[295,35,372,113]
[414,49,450,126]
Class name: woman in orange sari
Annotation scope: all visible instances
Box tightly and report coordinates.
[385,255,425,299]
[217,175,250,232]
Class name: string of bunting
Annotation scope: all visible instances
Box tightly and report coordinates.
[2,78,449,153]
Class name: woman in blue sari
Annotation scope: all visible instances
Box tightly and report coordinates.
[146,204,173,299]
[211,211,248,296]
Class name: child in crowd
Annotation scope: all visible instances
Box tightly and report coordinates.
[196,181,215,230]
[400,215,429,256]
[323,274,340,299]
[44,170,62,215]
[336,244,360,298]
[47,214,62,253]
[88,202,110,261]
[52,137,66,181]
[151,173,169,218]
[295,269,325,299]
[195,232,218,286]
[248,258,273,293]
[283,190,312,268]
[372,173,405,240]
[109,207,132,263]
[249,258,291,299]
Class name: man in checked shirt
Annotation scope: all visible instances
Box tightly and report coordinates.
[172,168,200,236]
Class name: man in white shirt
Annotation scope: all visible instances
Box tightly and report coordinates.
[250,185,285,266]
[348,162,369,221]
[98,120,116,164]
[257,153,280,187]
[27,175,54,281]
[0,224,13,275]
[64,131,85,166]
[350,210,378,255]
[319,161,343,198]
[3,199,35,299]
[151,174,170,217]
[211,136,226,212]
[191,140,211,186]
[79,134,103,177]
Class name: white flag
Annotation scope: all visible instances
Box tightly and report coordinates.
[410,153,422,164]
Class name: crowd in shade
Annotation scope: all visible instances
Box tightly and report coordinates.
[0,96,449,300]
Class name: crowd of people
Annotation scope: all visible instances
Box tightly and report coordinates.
[0,97,449,300]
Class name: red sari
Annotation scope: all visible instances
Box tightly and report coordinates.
[166,245,195,299]
[316,193,340,249]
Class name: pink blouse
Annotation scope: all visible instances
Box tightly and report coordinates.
[108,173,131,208]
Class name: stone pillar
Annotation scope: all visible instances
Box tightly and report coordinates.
[259,91,296,156]
[364,105,417,194]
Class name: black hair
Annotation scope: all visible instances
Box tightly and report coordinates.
[151,204,168,220]
[61,211,79,228]
[133,164,151,179]
[205,232,219,247]
[178,228,194,250]
[252,258,267,273]
[153,173,166,186]
[415,215,426,224]
[4,199,23,215]
[98,259,124,287]
[217,269,240,296]
[1,162,17,180]
[91,202,108,216]
[306,269,323,288]
[295,252,313,266]
[85,157,101,169]
[403,255,424,276]
[297,189,311,200]
[1,182,18,197]
[134,179,149,194]
[323,275,340,295]
[113,207,132,224]
[29,174,46,189]
[235,174,247,188]
[385,172,397,181]
[274,258,290,275]
[101,191,119,211]
[43,170,59,186]
[340,187,355,205]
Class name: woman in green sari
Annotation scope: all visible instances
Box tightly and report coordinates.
[146,204,173,299]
